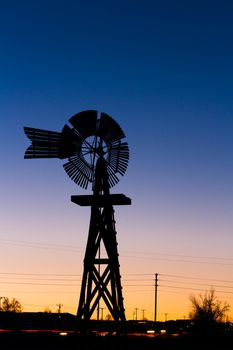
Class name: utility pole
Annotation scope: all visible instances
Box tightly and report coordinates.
[56,303,63,314]
[154,273,158,324]
[164,313,168,322]
[141,309,146,321]
[100,307,105,320]
[0,297,5,311]
[134,307,138,321]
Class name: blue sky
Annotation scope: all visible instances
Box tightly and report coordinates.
[0,0,233,319]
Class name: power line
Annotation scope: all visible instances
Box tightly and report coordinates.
[161,273,233,284]
[0,272,82,277]
[0,281,80,287]
[125,272,233,285]
[160,284,233,295]
[0,276,82,282]
[0,291,78,294]
[1,238,233,265]
[0,271,233,302]
[122,250,233,262]
[124,273,154,276]
[121,254,233,266]
[160,279,233,289]
[0,238,83,253]
[0,272,233,290]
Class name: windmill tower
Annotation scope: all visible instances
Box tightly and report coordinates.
[24,110,131,322]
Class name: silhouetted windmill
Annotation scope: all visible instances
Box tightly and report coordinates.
[24,110,131,322]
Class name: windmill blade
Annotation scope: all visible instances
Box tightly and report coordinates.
[24,127,61,158]
[59,124,82,159]
[106,164,120,187]
[107,142,129,175]
[69,110,98,139]
[63,156,94,189]
[98,113,126,143]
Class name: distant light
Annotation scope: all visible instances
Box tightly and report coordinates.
[160,329,167,335]
[147,330,155,334]
[59,332,68,336]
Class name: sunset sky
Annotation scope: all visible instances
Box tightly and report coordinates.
[1,0,233,321]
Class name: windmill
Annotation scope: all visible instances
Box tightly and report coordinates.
[24,110,131,322]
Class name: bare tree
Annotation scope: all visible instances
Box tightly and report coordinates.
[1,297,22,312]
[190,288,229,323]
[189,288,229,336]
[43,306,52,313]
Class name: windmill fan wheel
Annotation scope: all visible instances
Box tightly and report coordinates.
[61,110,129,189]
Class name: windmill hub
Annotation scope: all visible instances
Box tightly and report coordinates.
[81,135,107,165]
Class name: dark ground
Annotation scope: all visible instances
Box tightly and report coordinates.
[0,332,232,350]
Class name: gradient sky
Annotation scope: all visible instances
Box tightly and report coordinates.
[1,0,233,321]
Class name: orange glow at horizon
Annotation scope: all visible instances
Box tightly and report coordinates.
[0,240,232,323]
